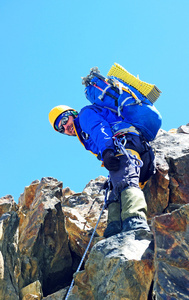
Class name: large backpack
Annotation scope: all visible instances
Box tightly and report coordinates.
[82,63,162,141]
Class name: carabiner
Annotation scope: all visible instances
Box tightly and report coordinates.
[113,137,143,168]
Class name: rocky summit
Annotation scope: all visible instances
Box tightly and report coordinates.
[0,124,189,300]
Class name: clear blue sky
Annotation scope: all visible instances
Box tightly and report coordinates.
[0,0,188,202]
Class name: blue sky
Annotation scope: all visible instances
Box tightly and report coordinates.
[0,0,188,202]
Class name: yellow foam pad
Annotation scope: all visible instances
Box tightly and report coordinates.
[107,63,161,103]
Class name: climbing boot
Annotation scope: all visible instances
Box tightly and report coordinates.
[121,187,150,232]
[122,216,150,232]
[103,202,122,238]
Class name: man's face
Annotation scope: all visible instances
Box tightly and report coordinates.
[58,115,76,136]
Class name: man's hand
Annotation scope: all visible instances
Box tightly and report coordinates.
[103,149,120,171]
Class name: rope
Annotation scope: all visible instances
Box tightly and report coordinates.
[65,185,109,300]
[114,136,143,168]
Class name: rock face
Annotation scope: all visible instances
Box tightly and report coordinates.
[152,204,189,299]
[0,212,20,300]
[70,230,154,300]
[144,127,189,218]
[18,178,72,296]
[0,124,189,299]
[62,176,107,261]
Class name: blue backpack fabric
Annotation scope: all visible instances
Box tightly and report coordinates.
[84,75,162,141]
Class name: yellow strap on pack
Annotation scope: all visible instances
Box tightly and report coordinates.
[107,63,161,104]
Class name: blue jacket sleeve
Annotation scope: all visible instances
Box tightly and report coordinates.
[79,107,115,158]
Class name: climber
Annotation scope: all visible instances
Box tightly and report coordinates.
[49,104,155,238]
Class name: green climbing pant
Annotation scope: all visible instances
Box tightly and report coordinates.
[121,187,147,221]
[103,202,121,238]
[107,201,121,224]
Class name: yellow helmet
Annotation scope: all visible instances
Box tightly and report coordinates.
[49,105,76,130]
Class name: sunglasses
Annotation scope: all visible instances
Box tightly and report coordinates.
[55,112,71,133]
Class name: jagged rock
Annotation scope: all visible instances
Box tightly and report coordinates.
[62,187,75,198]
[62,176,107,259]
[20,280,43,300]
[0,195,18,216]
[144,128,189,218]
[43,287,68,299]
[0,212,20,300]
[18,180,40,236]
[68,230,154,300]
[19,180,40,209]
[22,295,40,300]
[177,124,189,134]
[168,128,178,134]
[152,204,189,299]
[144,166,170,218]
[19,177,72,296]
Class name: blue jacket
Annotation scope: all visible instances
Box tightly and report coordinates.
[73,105,137,160]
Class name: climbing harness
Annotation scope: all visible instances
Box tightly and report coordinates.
[113,135,143,168]
[65,181,110,300]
